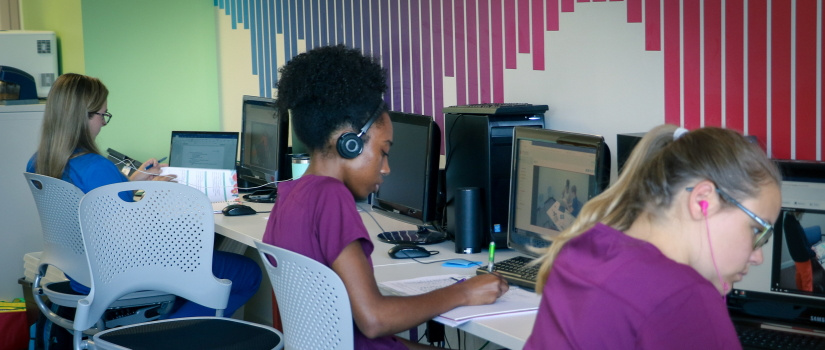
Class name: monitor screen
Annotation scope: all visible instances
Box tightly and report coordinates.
[373,111,441,224]
[728,160,825,329]
[507,127,610,257]
[169,131,239,170]
[238,95,288,190]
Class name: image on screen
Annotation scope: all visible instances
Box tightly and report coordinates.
[507,127,609,257]
[238,95,287,189]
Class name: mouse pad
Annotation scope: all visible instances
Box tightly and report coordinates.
[376,229,448,245]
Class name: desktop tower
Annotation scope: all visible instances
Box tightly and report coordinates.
[616,132,645,175]
[444,104,547,249]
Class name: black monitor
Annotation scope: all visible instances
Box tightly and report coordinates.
[237,95,289,201]
[373,111,441,225]
[507,127,611,257]
[727,160,825,330]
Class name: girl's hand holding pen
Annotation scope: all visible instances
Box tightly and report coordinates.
[452,273,509,306]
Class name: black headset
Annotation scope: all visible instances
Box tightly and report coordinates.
[336,102,386,159]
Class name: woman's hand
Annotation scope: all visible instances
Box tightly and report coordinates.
[452,273,509,306]
[129,158,177,182]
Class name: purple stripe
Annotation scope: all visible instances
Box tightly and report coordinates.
[263,0,272,97]
[371,0,381,59]
[380,1,393,109]
[401,0,412,111]
[479,0,491,103]
[320,0,328,46]
[344,0,353,46]
[250,0,259,75]
[361,1,371,53]
[411,0,423,114]
[353,1,362,49]
[432,0,445,152]
[492,0,504,101]
[311,0,320,48]
[455,0,467,105]
[421,0,434,117]
[443,1,454,77]
[466,0,479,104]
[336,0,344,44]
[505,0,516,69]
[243,0,249,29]
[390,1,402,110]
[296,0,304,40]
[518,0,530,53]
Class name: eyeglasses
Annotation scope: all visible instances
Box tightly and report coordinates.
[687,186,774,249]
[90,112,112,124]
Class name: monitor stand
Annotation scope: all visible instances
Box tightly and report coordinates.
[243,189,276,203]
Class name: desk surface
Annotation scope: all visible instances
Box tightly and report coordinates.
[213,202,535,349]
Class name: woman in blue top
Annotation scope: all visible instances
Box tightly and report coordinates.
[28,73,261,319]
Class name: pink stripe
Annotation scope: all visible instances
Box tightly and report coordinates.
[455,0,467,105]
[663,0,680,125]
[724,0,744,133]
[703,0,721,127]
[492,0,505,102]
[822,1,825,159]
[796,0,817,160]
[627,0,641,23]
[747,0,767,150]
[532,0,545,70]
[431,0,445,154]
[562,0,574,13]
[479,0,492,103]
[421,0,434,117]
[644,0,660,51]
[505,0,517,69]
[547,0,559,31]
[467,0,479,104]
[443,2,454,77]
[518,0,530,53]
[771,0,791,159]
[683,0,701,129]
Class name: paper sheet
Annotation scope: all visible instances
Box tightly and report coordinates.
[160,167,239,203]
[379,274,540,327]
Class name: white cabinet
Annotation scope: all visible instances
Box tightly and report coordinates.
[0,102,44,300]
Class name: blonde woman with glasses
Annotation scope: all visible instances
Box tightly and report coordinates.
[524,125,781,349]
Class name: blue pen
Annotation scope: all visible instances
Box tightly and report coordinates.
[451,277,466,284]
[144,156,167,170]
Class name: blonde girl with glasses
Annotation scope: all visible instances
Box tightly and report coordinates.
[524,125,782,349]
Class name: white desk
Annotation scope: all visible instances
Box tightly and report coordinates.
[213,202,535,349]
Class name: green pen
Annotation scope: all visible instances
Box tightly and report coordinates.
[487,241,496,272]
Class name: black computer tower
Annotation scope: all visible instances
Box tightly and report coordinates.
[444,104,547,248]
[617,132,646,175]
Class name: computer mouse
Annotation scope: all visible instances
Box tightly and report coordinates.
[388,244,432,259]
[222,204,257,216]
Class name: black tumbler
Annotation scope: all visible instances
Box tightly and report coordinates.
[454,187,482,254]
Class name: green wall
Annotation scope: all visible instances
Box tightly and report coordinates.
[20,0,85,74]
[82,0,220,162]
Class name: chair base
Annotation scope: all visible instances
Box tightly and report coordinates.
[93,317,283,350]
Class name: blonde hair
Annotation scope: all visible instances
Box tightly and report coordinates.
[533,124,781,293]
[34,73,109,178]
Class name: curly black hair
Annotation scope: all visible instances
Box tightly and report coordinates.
[277,44,387,153]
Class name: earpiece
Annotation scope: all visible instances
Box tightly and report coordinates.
[336,101,386,159]
[700,200,709,216]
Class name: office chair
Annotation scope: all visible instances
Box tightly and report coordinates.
[254,241,354,350]
[75,180,282,350]
[23,173,175,344]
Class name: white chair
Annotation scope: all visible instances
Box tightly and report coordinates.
[75,180,282,350]
[254,240,354,350]
[23,173,175,340]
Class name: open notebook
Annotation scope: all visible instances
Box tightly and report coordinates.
[159,167,239,211]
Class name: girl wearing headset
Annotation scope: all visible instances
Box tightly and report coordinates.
[262,45,508,350]
[524,125,781,349]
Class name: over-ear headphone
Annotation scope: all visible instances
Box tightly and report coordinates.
[700,200,709,216]
[337,102,386,159]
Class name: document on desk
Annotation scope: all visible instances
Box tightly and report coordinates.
[160,167,239,203]
[379,274,540,327]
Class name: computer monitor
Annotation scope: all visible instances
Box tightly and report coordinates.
[237,95,289,199]
[507,127,611,257]
[727,160,825,329]
[373,111,441,224]
[169,131,239,170]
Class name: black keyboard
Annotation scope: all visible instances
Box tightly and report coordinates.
[443,103,549,116]
[475,255,538,290]
[735,324,825,349]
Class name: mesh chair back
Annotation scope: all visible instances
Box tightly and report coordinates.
[24,173,90,285]
[74,181,231,332]
[255,241,354,350]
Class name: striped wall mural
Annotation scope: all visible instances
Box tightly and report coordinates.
[215,0,825,161]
